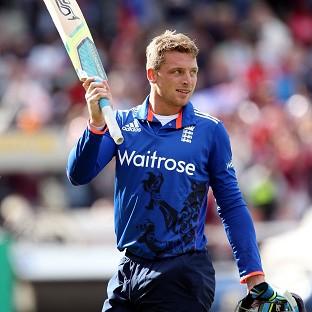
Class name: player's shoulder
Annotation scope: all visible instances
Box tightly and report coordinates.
[192,107,220,127]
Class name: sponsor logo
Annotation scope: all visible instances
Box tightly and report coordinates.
[181,125,195,143]
[226,160,234,170]
[55,0,80,20]
[122,120,141,132]
[118,150,195,176]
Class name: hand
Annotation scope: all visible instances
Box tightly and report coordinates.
[246,274,265,291]
[236,282,298,312]
[82,77,112,127]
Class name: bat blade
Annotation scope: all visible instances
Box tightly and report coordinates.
[77,37,108,81]
[42,0,124,145]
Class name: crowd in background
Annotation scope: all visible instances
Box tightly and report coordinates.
[0,0,312,229]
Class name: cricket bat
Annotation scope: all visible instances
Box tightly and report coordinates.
[42,0,124,145]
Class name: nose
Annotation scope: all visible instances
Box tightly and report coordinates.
[183,72,192,86]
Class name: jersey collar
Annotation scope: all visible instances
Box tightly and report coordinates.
[135,95,195,129]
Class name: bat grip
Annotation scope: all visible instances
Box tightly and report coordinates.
[99,98,110,109]
[94,78,123,144]
[99,98,124,145]
[93,77,110,108]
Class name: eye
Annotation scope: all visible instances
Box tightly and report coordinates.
[174,69,182,74]
[190,69,198,76]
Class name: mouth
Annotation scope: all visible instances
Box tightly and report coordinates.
[176,89,191,94]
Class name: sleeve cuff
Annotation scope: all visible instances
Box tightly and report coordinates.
[240,271,265,284]
[88,120,108,135]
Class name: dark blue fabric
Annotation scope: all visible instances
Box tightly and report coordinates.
[102,250,215,312]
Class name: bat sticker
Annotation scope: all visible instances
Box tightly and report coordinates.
[55,0,80,20]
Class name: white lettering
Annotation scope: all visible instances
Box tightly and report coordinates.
[157,157,166,169]
[150,151,157,168]
[145,151,151,167]
[185,163,195,175]
[164,159,176,171]
[117,150,196,176]
[226,160,234,170]
[118,149,135,165]
[133,154,145,167]
[177,161,186,173]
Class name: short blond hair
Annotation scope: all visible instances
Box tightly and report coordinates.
[146,30,199,70]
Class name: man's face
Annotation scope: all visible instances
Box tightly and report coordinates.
[150,51,198,111]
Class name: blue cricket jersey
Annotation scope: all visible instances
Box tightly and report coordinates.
[67,96,263,282]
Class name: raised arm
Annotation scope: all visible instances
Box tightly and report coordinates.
[67,78,117,185]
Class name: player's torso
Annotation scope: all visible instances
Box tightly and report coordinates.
[114,109,219,253]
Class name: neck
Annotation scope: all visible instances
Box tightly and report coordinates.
[149,89,181,116]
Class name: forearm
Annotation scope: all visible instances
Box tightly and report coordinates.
[67,127,115,185]
[220,204,263,281]
[215,188,263,280]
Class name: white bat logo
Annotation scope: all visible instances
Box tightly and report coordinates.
[55,0,80,20]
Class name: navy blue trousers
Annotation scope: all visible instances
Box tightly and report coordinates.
[102,250,215,312]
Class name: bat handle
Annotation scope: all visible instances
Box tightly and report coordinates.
[99,98,110,109]
[99,98,124,145]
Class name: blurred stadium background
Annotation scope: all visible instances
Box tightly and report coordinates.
[0,0,312,311]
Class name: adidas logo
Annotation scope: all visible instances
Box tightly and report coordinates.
[122,120,141,132]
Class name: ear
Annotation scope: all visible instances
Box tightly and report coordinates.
[147,68,157,83]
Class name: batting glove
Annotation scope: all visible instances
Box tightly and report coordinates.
[237,282,299,311]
